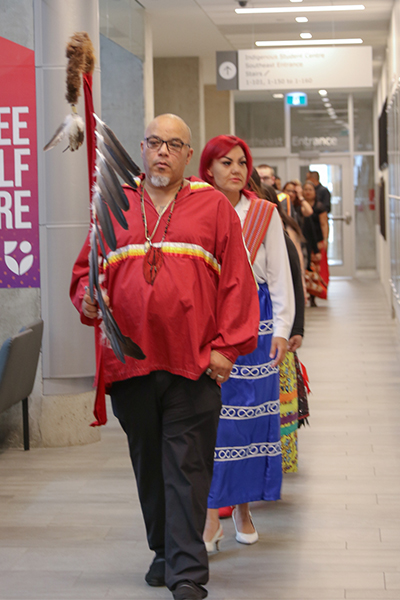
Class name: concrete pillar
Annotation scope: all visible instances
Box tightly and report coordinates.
[154,57,202,177]
[143,12,154,127]
[32,0,102,446]
[204,85,233,142]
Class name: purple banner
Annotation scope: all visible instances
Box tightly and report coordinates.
[0,36,40,288]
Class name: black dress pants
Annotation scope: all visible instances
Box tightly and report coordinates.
[110,371,221,590]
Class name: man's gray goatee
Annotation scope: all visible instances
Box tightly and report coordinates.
[150,175,170,187]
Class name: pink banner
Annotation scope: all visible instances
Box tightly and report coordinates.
[0,36,40,288]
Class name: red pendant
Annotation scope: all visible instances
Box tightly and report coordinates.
[143,246,164,285]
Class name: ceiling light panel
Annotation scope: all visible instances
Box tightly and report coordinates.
[236,5,365,15]
[255,38,363,47]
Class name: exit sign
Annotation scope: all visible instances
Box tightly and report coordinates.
[286,92,308,106]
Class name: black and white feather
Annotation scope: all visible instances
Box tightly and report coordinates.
[44,107,85,152]
[88,114,145,362]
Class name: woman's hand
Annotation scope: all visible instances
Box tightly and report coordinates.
[270,336,287,367]
[295,184,303,198]
[287,334,302,352]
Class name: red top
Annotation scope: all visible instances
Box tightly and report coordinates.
[70,177,259,402]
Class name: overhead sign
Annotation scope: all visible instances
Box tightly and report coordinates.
[286,92,308,106]
[238,46,373,91]
[216,51,239,91]
[0,37,39,288]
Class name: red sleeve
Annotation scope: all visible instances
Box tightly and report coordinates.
[70,232,96,327]
[211,195,259,363]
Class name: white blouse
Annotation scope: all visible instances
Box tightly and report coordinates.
[235,194,295,340]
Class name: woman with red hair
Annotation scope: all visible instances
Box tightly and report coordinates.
[200,136,295,551]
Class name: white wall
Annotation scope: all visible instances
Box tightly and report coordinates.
[376,0,400,312]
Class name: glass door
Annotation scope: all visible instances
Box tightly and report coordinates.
[298,157,354,277]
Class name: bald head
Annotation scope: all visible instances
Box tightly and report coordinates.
[141,113,193,190]
[145,114,192,146]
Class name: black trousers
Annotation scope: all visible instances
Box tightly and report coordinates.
[110,371,221,590]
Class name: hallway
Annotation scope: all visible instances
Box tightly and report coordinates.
[0,275,400,599]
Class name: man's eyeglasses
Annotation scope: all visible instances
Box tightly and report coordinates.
[144,136,191,154]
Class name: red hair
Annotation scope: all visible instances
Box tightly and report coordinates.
[199,135,253,189]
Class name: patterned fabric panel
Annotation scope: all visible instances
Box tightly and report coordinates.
[214,441,282,462]
[279,352,298,473]
[220,400,280,420]
[230,361,279,380]
[259,319,273,335]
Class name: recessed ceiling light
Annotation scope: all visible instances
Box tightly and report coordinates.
[290,0,303,3]
[296,17,308,23]
[237,5,365,15]
[322,98,330,102]
[300,33,312,39]
[256,38,363,47]
[319,89,328,96]
[325,103,332,107]
[273,93,284,98]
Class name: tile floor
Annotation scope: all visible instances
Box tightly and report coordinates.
[1,274,400,599]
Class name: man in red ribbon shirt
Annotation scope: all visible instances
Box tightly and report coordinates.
[70,114,259,600]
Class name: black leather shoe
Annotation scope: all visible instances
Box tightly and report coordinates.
[145,556,165,587]
[172,581,208,600]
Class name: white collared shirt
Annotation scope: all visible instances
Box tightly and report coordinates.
[235,194,295,340]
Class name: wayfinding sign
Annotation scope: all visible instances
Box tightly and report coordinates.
[237,46,373,91]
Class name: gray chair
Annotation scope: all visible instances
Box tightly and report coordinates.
[0,319,44,450]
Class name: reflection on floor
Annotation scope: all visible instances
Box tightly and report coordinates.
[1,275,400,599]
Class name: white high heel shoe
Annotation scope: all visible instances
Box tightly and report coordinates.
[204,524,224,553]
[232,509,259,545]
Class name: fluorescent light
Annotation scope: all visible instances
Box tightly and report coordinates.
[290,0,303,3]
[256,38,363,47]
[236,5,365,15]
[296,17,308,23]
[300,33,312,39]
[273,93,284,98]
[319,89,328,96]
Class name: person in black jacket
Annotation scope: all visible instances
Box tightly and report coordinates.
[306,170,331,213]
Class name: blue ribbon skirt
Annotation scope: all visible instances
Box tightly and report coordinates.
[208,283,282,507]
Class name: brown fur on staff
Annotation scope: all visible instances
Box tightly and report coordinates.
[65,32,95,105]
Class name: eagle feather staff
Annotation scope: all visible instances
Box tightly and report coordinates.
[43,31,145,364]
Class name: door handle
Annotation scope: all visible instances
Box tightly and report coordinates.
[329,212,352,225]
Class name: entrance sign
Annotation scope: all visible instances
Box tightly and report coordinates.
[0,37,40,288]
[286,92,308,106]
[238,46,373,91]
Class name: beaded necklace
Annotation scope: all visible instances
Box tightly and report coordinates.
[140,180,183,284]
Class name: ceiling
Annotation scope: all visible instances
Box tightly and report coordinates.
[140,0,394,86]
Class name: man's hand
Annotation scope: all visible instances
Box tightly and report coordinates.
[82,289,110,319]
[206,350,233,384]
[269,336,287,367]
[287,334,302,353]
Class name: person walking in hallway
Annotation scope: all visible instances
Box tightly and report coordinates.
[306,170,331,213]
[303,180,330,306]
[200,135,294,552]
[70,114,259,600]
